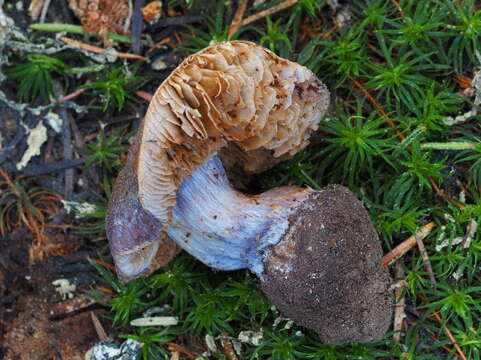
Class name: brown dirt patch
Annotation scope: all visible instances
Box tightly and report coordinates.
[0,228,107,359]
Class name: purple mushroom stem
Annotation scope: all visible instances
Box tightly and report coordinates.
[107,154,393,344]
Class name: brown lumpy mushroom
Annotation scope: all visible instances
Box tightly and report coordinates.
[107,41,394,344]
[261,185,393,344]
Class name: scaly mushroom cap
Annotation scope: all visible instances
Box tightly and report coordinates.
[107,41,329,278]
[138,40,329,226]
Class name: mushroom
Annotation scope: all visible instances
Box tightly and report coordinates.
[106,41,393,344]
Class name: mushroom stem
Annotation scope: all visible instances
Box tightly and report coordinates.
[168,155,313,275]
[109,153,394,344]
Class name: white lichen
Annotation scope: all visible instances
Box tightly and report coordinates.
[142,305,170,317]
[238,330,263,346]
[44,111,63,133]
[443,110,477,126]
[52,278,76,300]
[452,267,464,281]
[435,236,463,252]
[205,334,218,353]
[62,200,98,218]
[152,58,168,71]
[16,120,48,170]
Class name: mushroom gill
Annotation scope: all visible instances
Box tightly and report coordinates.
[137,41,329,226]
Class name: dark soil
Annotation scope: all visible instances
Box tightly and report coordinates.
[261,184,394,345]
[0,228,110,360]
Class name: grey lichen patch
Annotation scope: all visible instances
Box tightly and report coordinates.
[238,330,263,346]
[62,200,99,218]
[85,339,142,360]
[0,89,85,117]
[0,2,27,82]
[44,111,63,133]
[0,1,120,105]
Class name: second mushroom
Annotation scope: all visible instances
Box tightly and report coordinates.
[107,41,393,344]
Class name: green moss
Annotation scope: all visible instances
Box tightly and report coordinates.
[80,0,481,358]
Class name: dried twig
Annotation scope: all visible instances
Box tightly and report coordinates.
[350,76,406,141]
[29,0,44,21]
[169,351,180,360]
[91,311,108,341]
[96,286,114,295]
[167,343,194,359]
[393,262,406,343]
[132,0,145,54]
[21,159,84,176]
[59,108,74,200]
[0,129,25,165]
[418,295,468,360]
[462,218,477,248]
[428,176,465,210]
[89,257,116,272]
[70,115,85,149]
[452,219,478,278]
[58,88,87,103]
[431,310,467,360]
[382,222,435,266]
[228,0,248,38]
[220,334,239,360]
[136,90,153,102]
[39,0,52,23]
[404,316,455,354]
[414,230,436,283]
[44,134,56,164]
[59,37,148,61]
[50,296,94,318]
[146,37,172,54]
[125,0,134,33]
[390,0,405,22]
[240,0,297,27]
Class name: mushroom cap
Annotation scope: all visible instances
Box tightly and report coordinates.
[137,40,330,227]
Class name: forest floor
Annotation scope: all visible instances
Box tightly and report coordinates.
[1,0,481,359]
